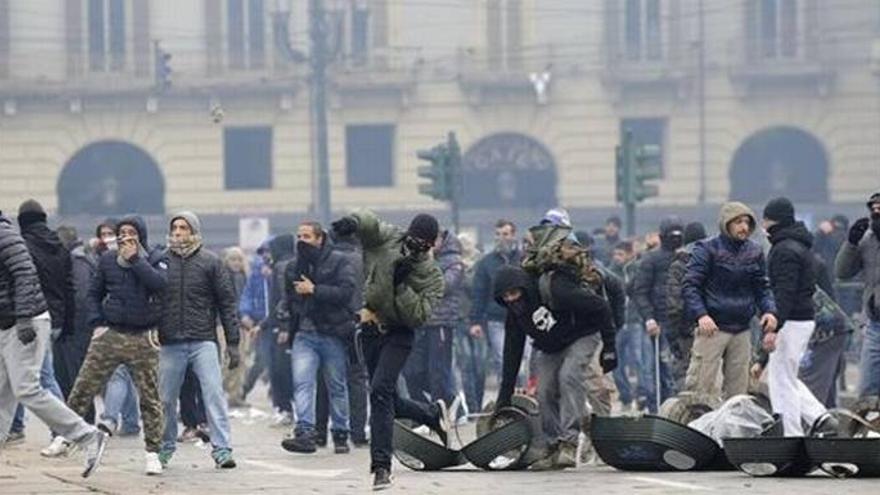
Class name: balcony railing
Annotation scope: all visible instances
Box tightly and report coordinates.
[457,44,558,90]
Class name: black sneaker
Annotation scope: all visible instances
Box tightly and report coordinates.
[332,432,350,454]
[372,468,393,491]
[315,432,328,448]
[281,435,317,454]
[430,399,450,447]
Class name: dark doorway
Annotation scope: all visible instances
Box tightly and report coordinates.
[461,132,558,210]
[58,141,165,215]
[729,126,828,203]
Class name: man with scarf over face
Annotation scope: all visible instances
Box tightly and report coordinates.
[836,192,880,397]
[331,210,446,491]
[633,216,684,410]
[278,221,358,455]
[157,212,241,470]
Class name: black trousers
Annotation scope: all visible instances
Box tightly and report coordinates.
[315,358,369,443]
[180,368,206,428]
[363,328,437,472]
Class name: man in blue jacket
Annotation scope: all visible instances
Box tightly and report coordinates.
[682,202,777,400]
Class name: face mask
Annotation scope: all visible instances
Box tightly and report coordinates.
[507,298,529,317]
[102,236,118,251]
[296,241,321,264]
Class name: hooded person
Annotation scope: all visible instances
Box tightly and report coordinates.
[492,262,615,470]
[836,191,880,397]
[331,210,446,490]
[66,215,166,475]
[631,215,684,410]
[760,197,827,436]
[156,211,240,470]
[682,202,777,401]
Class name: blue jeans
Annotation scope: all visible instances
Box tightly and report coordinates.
[641,330,677,412]
[11,342,64,434]
[101,365,141,433]
[612,323,649,406]
[159,341,231,454]
[486,320,505,379]
[858,319,880,397]
[291,331,349,435]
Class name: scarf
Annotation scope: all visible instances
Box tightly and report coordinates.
[168,235,202,258]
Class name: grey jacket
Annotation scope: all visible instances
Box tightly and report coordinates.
[836,229,880,320]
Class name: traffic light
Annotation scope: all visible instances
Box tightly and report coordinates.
[417,144,450,201]
[632,143,662,202]
[154,42,172,91]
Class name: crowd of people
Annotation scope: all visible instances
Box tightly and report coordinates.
[1,190,879,490]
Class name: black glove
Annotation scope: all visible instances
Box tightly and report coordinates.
[227,345,241,370]
[16,319,37,346]
[393,258,415,286]
[600,345,618,374]
[849,217,870,245]
[331,216,358,237]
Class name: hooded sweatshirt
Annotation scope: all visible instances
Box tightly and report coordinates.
[682,202,776,333]
[493,265,614,406]
[18,213,75,333]
[767,220,816,327]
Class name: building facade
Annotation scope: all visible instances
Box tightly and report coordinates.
[1,0,879,241]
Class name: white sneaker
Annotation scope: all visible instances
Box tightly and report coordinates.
[145,452,163,476]
[41,436,72,458]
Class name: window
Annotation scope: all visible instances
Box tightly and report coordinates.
[351,5,370,64]
[330,0,388,67]
[224,127,273,190]
[486,0,522,70]
[227,0,265,70]
[88,0,126,72]
[345,124,394,188]
[625,0,662,61]
[620,118,666,176]
[749,0,799,59]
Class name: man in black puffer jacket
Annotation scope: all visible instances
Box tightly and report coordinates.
[762,198,826,436]
[633,216,683,408]
[279,221,358,455]
[158,211,240,470]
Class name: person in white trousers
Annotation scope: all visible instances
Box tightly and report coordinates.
[761,198,827,436]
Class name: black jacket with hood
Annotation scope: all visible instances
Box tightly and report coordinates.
[87,216,168,332]
[493,265,614,406]
[18,215,76,333]
[767,221,817,327]
[633,217,684,324]
[160,212,240,346]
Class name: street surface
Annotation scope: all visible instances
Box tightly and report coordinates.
[2,384,878,494]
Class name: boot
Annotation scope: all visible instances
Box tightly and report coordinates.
[332,430,350,454]
[555,442,578,469]
[530,444,562,471]
[315,430,328,448]
[281,430,317,454]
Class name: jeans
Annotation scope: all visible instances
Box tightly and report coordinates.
[612,323,649,406]
[767,321,826,436]
[11,340,65,435]
[454,324,487,415]
[403,325,455,406]
[291,331,349,435]
[315,352,369,443]
[362,328,438,472]
[486,320,506,379]
[641,330,677,412]
[160,341,232,454]
[858,319,880,397]
[0,318,95,445]
[101,365,141,433]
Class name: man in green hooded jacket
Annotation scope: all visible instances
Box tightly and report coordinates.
[331,210,446,491]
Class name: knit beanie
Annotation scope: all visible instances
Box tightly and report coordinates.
[17,199,47,229]
[683,222,707,245]
[407,213,439,243]
[763,197,795,226]
[170,211,202,236]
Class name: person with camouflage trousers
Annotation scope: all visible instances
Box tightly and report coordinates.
[66,215,165,475]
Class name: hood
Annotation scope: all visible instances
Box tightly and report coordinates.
[493,266,538,307]
[268,233,296,264]
[768,220,814,248]
[19,221,66,256]
[170,211,202,236]
[718,202,756,237]
[116,215,149,248]
[436,230,463,258]
[659,216,684,238]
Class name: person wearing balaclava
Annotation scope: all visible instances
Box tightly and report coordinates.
[331,210,446,491]
[836,191,880,397]
[467,219,522,408]
[632,216,684,411]
[682,202,777,402]
[278,221,358,455]
[156,211,241,471]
